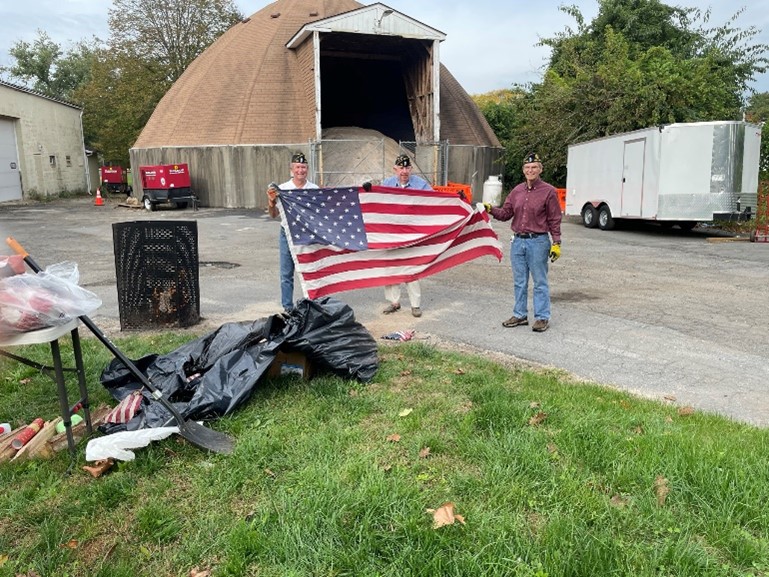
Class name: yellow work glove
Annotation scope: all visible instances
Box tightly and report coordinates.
[549,243,561,263]
[483,203,492,213]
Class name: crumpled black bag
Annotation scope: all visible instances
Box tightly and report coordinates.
[99,297,379,431]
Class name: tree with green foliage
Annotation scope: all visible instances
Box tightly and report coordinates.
[73,50,169,165]
[746,92,769,178]
[89,0,242,164]
[108,0,242,83]
[472,89,534,188]
[479,0,769,187]
[2,31,99,101]
[2,0,243,166]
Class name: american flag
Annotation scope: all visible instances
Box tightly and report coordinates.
[278,185,503,299]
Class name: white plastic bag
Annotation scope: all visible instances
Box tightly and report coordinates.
[85,427,180,461]
[0,261,102,335]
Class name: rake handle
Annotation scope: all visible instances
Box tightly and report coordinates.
[6,236,42,272]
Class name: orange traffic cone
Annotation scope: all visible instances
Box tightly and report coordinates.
[94,187,104,206]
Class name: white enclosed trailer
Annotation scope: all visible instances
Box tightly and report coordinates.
[565,121,762,230]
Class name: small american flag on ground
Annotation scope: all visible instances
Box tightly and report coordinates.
[104,389,144,424]
[278,185,503,299]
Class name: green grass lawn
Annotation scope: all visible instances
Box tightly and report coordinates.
[1,334,768,577]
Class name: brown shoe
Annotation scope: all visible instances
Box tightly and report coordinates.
[532,319,549,332]
[502,316,528,328]
[411,307,422,317]
[383,302,401,314]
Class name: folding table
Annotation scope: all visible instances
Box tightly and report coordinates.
[0,319,93,458]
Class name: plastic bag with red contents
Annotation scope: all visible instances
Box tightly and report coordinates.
[0,261,102,336]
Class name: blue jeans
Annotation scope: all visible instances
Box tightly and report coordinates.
[279,227,294,311]
[511,235,551,320]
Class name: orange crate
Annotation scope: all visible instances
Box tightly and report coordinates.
[555,188,566,213]
[434,182,472,203]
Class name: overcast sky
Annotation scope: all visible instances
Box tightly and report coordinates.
[2,0,768,96]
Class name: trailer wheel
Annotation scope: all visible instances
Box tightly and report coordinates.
[143,196,156,212]
[582,205,599,228]
[174,201,188,209]
[598,205,615,230]
[678,221,697,231]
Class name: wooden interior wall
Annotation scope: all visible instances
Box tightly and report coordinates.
[402,41,433,143]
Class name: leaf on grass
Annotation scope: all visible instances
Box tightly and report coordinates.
[264,468,276,478]
[678,406,695,416]
[426,502,466,529]
[419,447,431,459]
[619,400,631,409]
[0,554,7,567]
[59,539,78,549]
[610,494,629,508]
[664,415,673,423]
[189,568,211,577]
[632,425,645,435]
[654,476,670,506]
[399,408,413,417]
[348,389,359,397]
[400,370,412,376]
[19,378,31,385]
[529,401,541,409]
[386,433,401,443]
[453,368,466,375]
[528,412,548,426]
[663,394,676,401]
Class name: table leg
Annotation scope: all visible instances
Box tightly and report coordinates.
[70,328,92,435]
[49,339,76,458]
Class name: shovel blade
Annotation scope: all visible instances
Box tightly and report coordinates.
[177,420,235,454]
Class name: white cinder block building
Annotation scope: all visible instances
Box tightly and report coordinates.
[0,80,91,202]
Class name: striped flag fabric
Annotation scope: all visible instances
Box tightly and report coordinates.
[104,389,144,424]
[278,185,503,299]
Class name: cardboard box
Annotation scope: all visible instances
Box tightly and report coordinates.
[268,351,313,380]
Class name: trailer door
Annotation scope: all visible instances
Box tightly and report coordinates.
[621,138,645,217]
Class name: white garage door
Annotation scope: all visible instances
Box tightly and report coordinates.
[0,118,22,202]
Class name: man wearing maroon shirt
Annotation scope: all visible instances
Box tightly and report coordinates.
[484,152,562,332]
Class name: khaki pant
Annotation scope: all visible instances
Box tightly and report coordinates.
[384,281,421,308]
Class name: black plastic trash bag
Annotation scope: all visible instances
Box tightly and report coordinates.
[280,297,379,382]
[99,297,378,431]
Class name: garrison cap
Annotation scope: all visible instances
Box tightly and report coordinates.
[394,154,412,167]
[291,152,308,164]
[523,152,542,164]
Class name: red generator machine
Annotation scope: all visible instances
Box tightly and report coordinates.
[100,165,130,194]
[138,163,196,211]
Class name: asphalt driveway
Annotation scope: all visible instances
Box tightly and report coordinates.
[2,196,768,426]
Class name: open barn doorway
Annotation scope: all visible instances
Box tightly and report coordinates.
[320,55,414,143]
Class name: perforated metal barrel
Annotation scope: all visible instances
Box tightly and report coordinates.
[112,221,200,330]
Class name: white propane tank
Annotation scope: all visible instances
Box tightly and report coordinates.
[482,175,503,207]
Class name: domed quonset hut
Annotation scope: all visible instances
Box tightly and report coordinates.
[130,0,503,208]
